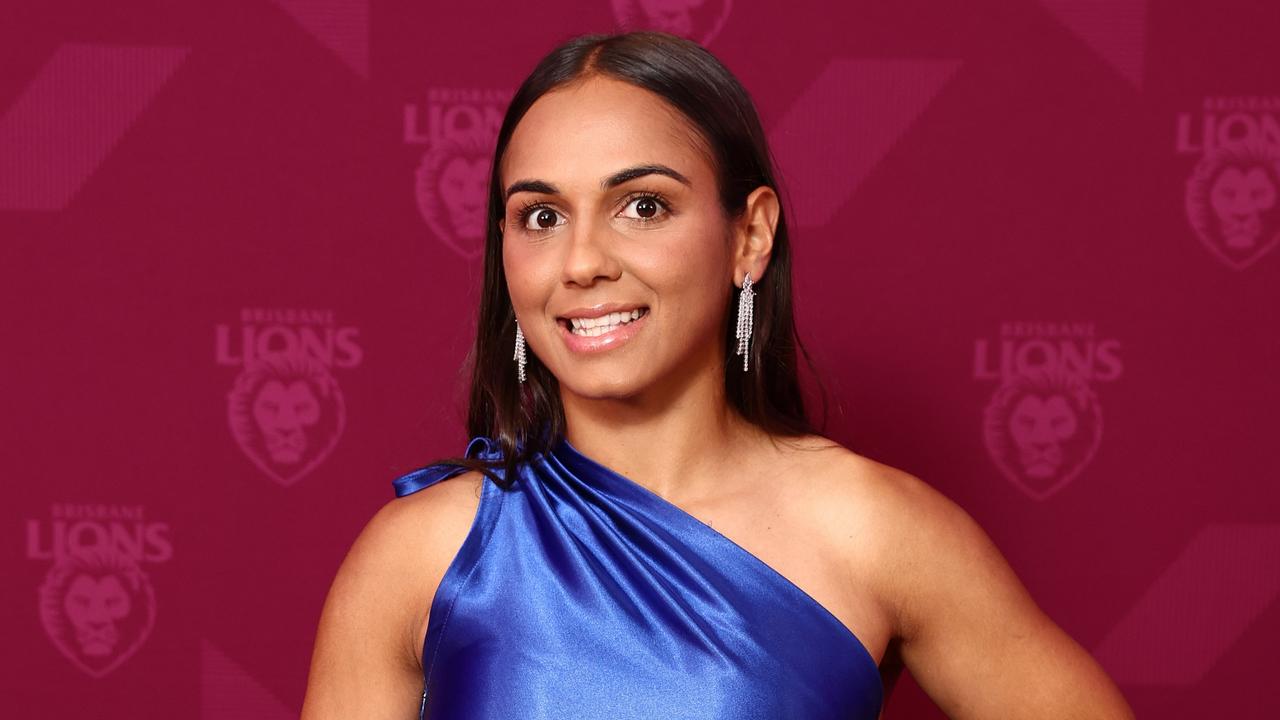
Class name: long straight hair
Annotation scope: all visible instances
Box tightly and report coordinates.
[425,30,830,490]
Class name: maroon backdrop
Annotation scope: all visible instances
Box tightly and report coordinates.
[3,1,1279,717]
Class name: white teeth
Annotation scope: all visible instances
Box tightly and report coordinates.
[568,308,647,336]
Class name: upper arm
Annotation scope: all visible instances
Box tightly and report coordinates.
[300,471,484,720]
[875,470,1134,720]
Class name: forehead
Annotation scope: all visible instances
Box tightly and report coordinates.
[501,76,713,189]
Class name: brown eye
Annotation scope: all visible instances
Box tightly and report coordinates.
[533,209,558,228]
[519,206,565,232]
[620,194,670,223]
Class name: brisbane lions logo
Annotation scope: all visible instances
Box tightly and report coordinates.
[228,351,346,487]
[981,369,1103,501]
[415,133,490,260]
[38,548,156,678]
[1185,141,1280,270]
[610,0,733,46]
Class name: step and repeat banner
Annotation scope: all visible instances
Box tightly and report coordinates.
[2,1,1277,717]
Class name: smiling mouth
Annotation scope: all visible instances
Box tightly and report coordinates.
[557,307,650,333]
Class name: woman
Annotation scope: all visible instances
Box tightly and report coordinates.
[302,30,1135,719]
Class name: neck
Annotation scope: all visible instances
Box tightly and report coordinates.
[559,363,769,503]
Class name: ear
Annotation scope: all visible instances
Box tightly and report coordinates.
[732,185,779,286]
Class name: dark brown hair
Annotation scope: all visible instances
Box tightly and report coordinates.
[425,30,830,490]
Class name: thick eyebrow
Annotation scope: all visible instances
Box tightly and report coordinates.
[504,163,691,203]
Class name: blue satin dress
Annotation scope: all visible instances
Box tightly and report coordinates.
[392,434,883,719]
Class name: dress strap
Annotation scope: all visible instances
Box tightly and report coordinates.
[392,436,504,497]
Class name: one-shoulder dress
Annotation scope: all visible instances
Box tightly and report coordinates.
[392,434,884,719]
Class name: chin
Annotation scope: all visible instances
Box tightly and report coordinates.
[559,373,646,400]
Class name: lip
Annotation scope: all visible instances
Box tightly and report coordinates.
[558,307,650,354]
[557,302,649,321]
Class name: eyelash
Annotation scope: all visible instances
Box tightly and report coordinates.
[513,191,672,234]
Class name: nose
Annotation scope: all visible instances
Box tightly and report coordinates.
[560,213,621,287]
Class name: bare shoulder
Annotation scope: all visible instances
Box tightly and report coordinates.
[773,435,996,638]
[782,436,1134,718]
[301,469,485,718]
[386,467,487,550]
[773,433,942,536]
[359,468,487,657]
[344,468,486,601]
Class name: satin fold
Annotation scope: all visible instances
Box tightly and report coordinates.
[392,434,883,719]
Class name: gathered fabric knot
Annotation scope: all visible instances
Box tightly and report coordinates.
[391,430,554,498]
[392,435,506,497]
[465,435,505,462]
[391,435,501,497]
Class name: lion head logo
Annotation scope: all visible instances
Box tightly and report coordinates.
[415,134,491,260]
[1185,141,1280,270]
[38,548,156,678]
[982,368,1103,500]
[610,0,733,46]
[228,351,346,487]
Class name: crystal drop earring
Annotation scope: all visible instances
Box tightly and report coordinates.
[514,313,528,383]
[735,271,755,372]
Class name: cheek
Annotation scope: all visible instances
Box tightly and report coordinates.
[637,209,730,271]
[503,244,544,302]
[636,229,731,326]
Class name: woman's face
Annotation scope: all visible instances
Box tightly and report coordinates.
[500,76,736,401]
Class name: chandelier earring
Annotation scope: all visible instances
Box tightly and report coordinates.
[514,313,528,384]
[734,271,756,372]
